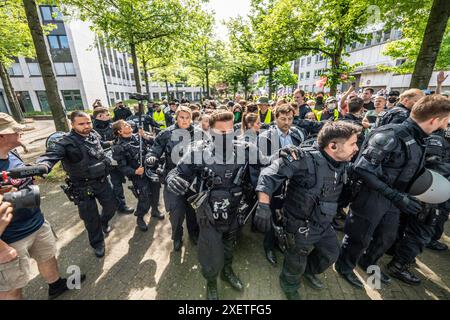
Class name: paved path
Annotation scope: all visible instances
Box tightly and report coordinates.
[22,181,450,300]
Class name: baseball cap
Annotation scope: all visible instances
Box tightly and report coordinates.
[0,113,26,134]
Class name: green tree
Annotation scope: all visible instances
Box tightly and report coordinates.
[227,0,292,97]
[0,0,35,122]
[273,63,297,94]
[182,12,225,99]
[63,0,202,93]
[380,0,450,89]
[267,0,379,96]
[23,0,69,131]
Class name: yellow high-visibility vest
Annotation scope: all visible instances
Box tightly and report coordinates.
[153,110,166,129]
[259,108,272,124]
[316,109,339,121]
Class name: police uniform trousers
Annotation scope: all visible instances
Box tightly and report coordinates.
[280,221,340,293]
[392,210,443,266]
[336,188,400,274]
[149,181,161,212]
[431,210,448,243]
[198,215,239,281]
[74,177,117,248]
[110,168,127,210]
[163,188,199,241]
[132,176,152,217]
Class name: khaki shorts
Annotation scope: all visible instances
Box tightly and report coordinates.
[0,220,57,292]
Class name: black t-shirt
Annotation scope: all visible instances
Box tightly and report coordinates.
[0,152,44,244]
[364,101,375,111]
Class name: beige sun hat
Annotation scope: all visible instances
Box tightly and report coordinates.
[0,113,26,134]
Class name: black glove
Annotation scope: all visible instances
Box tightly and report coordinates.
[146,156,157,167]
[167,175,190,196]
[279,145,304,162]
[254,203,272,233]
[391,193,423,215]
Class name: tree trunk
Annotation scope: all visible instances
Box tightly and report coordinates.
[410,0,450,89]
[0,62,24,122]
[22,0,69,131]
[164,79,169,100]
[268,61,274,99]
[330,34,345,97]
[130,42,142,93]
[205,66,210,99]
[142,58,150,101]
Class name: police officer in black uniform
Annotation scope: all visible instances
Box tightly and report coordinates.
[111,120,163,232]
[377,89,424,127]
[37,111,118,258]
[92,107,134,214]
[255,121,360,300]
[335,95,450,289]
[257,104,306,266]
[113,100,133,122]
[146,106,200,251]
[166,110,272,300]
[386,105,450,285]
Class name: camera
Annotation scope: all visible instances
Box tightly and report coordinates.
[1,165,47,209]
[129,93,147,101]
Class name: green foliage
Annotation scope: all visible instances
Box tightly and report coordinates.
[0,0,35,66]
[273,63,297,89]
[379,1,450,74]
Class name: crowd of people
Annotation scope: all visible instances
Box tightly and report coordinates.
[0,73,449,300]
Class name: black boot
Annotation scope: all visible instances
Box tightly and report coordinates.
[118,205,134,214]
[206,280,219,300]
[48,275,87,300]
[93,243,105,258]
[284,290,300,300]
[303,273,325,290]
[221,265,243,291]
[173,239,183,252]
[387,260,421,285]
[151,207,164,220]
[335,264,364,289]
[265,249,277,266]
[137,216,148,232]
[426,240,448,251]
[101,223,112,235]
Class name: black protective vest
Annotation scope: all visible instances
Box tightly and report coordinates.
[93,121,114,142]
[202,146,246,221]
[377,104,409,126]
[284,149,347,224]
[362,123,426,192]
[59,132,109,180]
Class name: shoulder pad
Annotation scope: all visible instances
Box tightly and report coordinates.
[368,130,398,152]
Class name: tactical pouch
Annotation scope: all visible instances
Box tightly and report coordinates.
[319,201,338,216]
[87,161,107,178]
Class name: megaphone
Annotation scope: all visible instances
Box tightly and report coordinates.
[409,169,450,204]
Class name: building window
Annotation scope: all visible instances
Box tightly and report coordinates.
[62,90,83,111]
[8,63,23,76]
[16,91,34,113]
[115,92,120,100]
[383,29,392,42]
[300,73,304,80]
[48,35,69,49]
[27,63,41,76]
[152,92,159,101]
[111,68,116,77]
[36,91,50,111]
[306,57,311,65]
[54,62,75,76]
[306,72,310,79]
[185,92,192,101]
[300,59,304,67]
[103,65,110,76]
[40,6,63,22]
[121,92,125,101]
